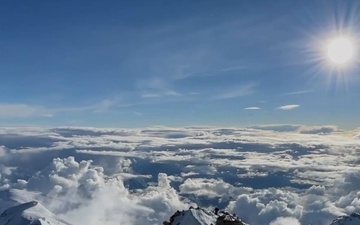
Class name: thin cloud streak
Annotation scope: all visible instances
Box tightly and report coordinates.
[141,93,161,98]
[0,104,50,118]
[245,107,261,110]
[212,84,255,100]
[283,90,313,96]
[0,98,122,118]
[277,104,300,110]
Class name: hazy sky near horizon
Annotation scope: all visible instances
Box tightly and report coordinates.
[1,0,360,128]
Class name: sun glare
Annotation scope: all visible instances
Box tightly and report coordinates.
[327,37,354,65]
[307,29,358,88]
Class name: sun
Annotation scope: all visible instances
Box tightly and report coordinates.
[327,37,354,65]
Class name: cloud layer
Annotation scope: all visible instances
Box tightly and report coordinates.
[0,126,359,225]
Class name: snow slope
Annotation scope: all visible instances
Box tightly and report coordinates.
[166,207,249,225]
[330,213,360,225]
[0,201,74,225]
[170,208,217,225]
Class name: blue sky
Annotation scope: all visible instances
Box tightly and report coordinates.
[1,0,359,128]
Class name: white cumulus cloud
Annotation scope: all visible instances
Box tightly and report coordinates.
[270,217,302,225]
[0,126,359,225]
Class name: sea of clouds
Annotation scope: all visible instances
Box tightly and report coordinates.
[0,125,359,225]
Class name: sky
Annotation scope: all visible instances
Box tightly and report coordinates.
[1,0,360,128]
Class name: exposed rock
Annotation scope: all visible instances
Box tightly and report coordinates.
[164,207,248,225]
[216,213,246,225]
[330,213,360,225]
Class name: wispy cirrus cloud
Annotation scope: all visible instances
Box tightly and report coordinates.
[282,90,313,96]
[244,107,260,110]
[0,104,51,118]
[212,83,255,100]
[92,99,122,113]
[164,90,182,97]
[277,104,300,110]
[138,77,182,99]
[141,91,181,99]
[52,98,123,114]
[220,66,247,72]
[0,98,122,119]
[141,93,161,98]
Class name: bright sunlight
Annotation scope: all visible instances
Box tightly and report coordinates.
[327,37,354,65]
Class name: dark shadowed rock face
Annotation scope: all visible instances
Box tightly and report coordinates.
[216,214,246,225]
[330,213,360,225]
[163,207,248,225]
[165,207,360,225]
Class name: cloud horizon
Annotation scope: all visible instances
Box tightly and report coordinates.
[0,125,359,225]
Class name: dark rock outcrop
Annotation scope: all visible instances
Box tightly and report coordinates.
[330,213,360,225]
[164,207,248,225]
[216,213,246,225]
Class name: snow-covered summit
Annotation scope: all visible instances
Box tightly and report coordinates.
[163,207,248,225]
[164,208,217,225]
[0,201,74,225]
[330,213,360,225]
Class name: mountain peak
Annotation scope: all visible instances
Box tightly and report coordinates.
[163,207,248,225]
[330,213,360,225]
[0,201,74,225]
